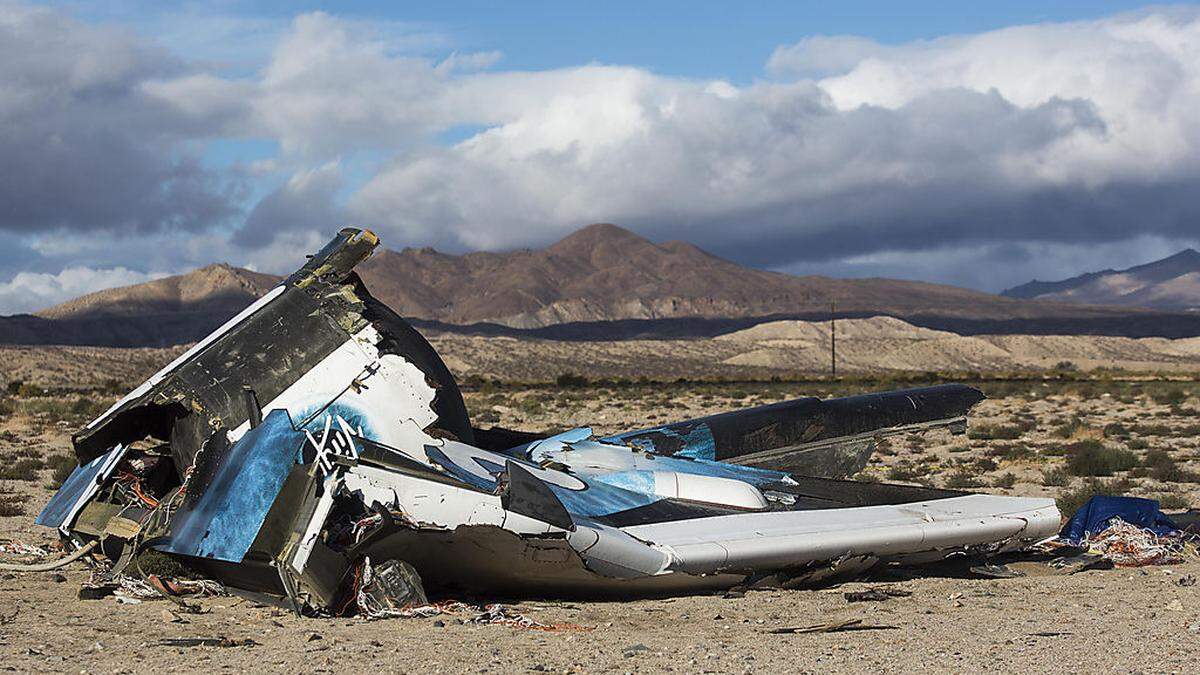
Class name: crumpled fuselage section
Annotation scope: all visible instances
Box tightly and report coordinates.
[39,228,1061,613]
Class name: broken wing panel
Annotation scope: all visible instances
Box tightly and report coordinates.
[624,494,1060,574]
[602,384,985,477]
[35,444,128,531]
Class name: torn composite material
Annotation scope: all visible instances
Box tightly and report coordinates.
[40,228,1061,611]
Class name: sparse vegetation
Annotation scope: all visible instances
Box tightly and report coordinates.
[1136,449,1200,483]
[1152,387,1188,406]
[1065,443,1138,477]
[944,470,984,489]
[985,443,1034,461]
[554,372,589,387]
[0,488,28,517]
[46,454,77,488]
[992,472,1017,489]
[886,460,931,483]
[1156,493,1191,510]
[968,424,1023,440]
[0,457,45,481]
[1042,466,1071,487]
[1056,477,1137,519]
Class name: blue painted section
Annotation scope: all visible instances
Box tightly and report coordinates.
[671,457,789,487]
[157,410,303,562]
[36,445,124,529]
[591,470,657,493]
[505,427,593,460]
[295,400,381,444]
[548,477,658,518]
[603,423,717,460]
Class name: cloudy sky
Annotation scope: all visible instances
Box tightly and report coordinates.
[2,1,1199,314]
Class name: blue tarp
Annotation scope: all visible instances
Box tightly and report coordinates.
[1060,495,1179,543]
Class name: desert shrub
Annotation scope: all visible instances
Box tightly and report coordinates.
[1133,423,1172,437]
[1103,422,1129,438]
[1066,443,1138,477]
[5,380,23,396]
[46,454,77,488]
[886,461,930,483]
[0,485,28,517]
[0,457,45,481]
[1042,466,1071,487]
[69,397,105,417]
[973,457,998,472]
[518,396,544,415]
[1056,477,1136,519]
[1053,360,1078,372]
[16,383,46,397]
[985,443,1034,461]
[944,470,983,489]
[0,496,26,517]
[968,424,1022,441]
[1044,438,1102,457]
[1127,438,1150,450]
[1139,450,1200,483]
[1051,417,1084,439]
[1152,387,1188,406]
[554,372,589,387]
[1156,493,1191,510]
[947,445,970,454]
[992,472,1018,489]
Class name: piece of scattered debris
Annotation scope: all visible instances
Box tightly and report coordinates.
[844,587,912,602]
[768,618,897,634]
[30,227,1061,619]
[968,563,1025,579]
[156,637,258,648]
[356,558,428,618]
[1046,553,1114,575]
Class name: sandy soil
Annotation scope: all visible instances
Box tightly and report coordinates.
[4,346,1200,672]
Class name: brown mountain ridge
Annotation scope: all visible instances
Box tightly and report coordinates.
[7,223,1200,347]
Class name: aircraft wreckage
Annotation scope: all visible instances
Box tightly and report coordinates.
[37,228,1060,614]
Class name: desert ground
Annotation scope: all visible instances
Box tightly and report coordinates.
[4,335,1200,672]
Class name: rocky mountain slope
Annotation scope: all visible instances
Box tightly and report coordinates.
[1003,249,1200,311]
[6,224,1200,346]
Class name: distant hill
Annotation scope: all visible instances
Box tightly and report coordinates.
[1002,249,1200,311]
[354,223,1127,327]
[6,223,1200,346]
[2,264,282,347]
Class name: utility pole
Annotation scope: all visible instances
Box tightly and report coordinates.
[830,301,837,378]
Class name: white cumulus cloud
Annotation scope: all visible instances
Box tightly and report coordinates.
[0,267,169,315]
